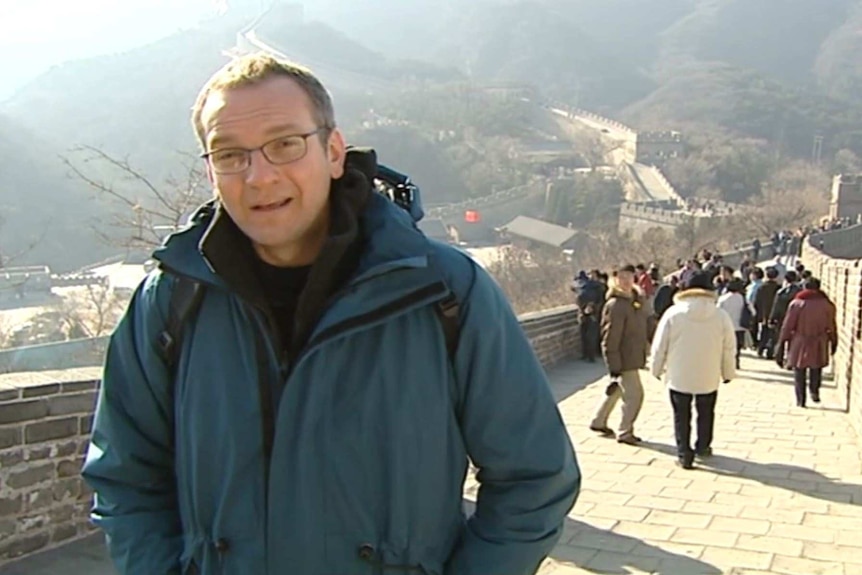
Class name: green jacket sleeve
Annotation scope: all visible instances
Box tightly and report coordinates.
[81,273,183,575]
[445,265,580,575]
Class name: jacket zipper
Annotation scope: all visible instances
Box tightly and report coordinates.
[162,264,448,569]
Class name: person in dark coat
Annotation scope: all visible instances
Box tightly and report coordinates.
[572,270,604,362]
[754,267,781,358]
[653,276,679,320]
[769,270,801,330]
[777,279,838,407]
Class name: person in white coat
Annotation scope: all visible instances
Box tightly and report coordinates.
[650,271,737,469]
[717,278,752,368]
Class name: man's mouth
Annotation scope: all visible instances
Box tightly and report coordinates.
[252,198,292,212]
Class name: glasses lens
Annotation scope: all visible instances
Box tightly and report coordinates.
[263,135,307,164]
[209,149,248,174]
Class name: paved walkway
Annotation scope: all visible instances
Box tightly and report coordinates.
[4,352,861,574]
[531,352,862,575]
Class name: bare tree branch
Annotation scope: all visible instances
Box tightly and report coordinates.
[61,145,210,251]
[0,210,48,270]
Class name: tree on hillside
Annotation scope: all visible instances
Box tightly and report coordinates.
[57,283,127,339]
[62,145,210,251]
[663,131,773,203]
[739,160,830,236]
[834,148,862,174]
[485,245,572,314]
[546,173,623,227]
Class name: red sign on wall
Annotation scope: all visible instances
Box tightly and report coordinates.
[465,210,481,223]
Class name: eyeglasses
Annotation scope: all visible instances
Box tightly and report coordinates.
[201,128,325,174]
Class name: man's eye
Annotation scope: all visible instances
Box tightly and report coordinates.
[275,137,302,149]
[213,150,243,162]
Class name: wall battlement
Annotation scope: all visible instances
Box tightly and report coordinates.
[801,224,862,437]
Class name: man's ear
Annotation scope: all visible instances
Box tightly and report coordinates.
[327,128,347,179]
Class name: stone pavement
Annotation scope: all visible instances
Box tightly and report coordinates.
[531,351,862,575]
[4,351,861,574]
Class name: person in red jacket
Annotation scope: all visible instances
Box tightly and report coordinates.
[777,278,838,407]
[635,264,657,299]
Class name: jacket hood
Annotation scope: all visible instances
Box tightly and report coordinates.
[150,149,436,343]
[152,148,431,283]
[795,289,826,301]
[673,289,720,321]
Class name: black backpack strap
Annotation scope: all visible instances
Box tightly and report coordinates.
[156,275,206,373]
[435,292,460,360]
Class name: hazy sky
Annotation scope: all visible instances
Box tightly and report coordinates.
[0,0,225,101]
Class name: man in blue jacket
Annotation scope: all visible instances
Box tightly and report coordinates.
[82,52,580,575]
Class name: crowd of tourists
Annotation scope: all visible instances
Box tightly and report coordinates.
[732,216,860,262]
[571,252,838,470]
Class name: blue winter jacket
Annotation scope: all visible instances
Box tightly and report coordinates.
[82,178,580,574]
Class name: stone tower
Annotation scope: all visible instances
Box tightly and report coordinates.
[829,174,862,221]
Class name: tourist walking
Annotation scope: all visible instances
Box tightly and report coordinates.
[650,272,736,468]
[769,270,801,331]
[754,267,781,358]
[777,278,838,407]
[572,270,604,362]
[717,279,751,369]
[590,264,650,445]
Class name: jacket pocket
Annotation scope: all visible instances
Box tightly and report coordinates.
[325,535,441,574]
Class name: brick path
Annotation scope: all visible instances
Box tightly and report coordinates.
[530,352,862,575]
[5,351,862,574]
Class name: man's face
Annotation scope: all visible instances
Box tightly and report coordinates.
[201,76,346,266]
[616,271,635,290]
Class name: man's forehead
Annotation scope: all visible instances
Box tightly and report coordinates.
[201,79,314,144]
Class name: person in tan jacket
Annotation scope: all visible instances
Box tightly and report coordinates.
[590,264,650,444]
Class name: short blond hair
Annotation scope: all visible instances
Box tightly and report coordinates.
[191,52,336,150]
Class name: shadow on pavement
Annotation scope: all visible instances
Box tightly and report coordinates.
[461,499,721,575]
[637,442,861,506]
[544,359,607,403]
[553,519,721,575]
[735,368,796,386]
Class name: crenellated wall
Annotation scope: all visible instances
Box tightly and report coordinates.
[0,369,101,562]
[801,225,862,436]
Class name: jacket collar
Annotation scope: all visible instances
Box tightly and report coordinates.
[606,285,640,301]
[151,148,441,343]
[154,149,374,303]
[674,288,717,303]
[795,289,825,301]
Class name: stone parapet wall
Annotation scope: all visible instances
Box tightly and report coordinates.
[520,305,581,367]
[801,227,862,436]
[0,368,101,563]
[646,165,686,208]
[0,309,581,566]
[570,107,637,137]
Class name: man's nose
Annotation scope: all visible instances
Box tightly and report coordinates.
[245,149,280,185]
